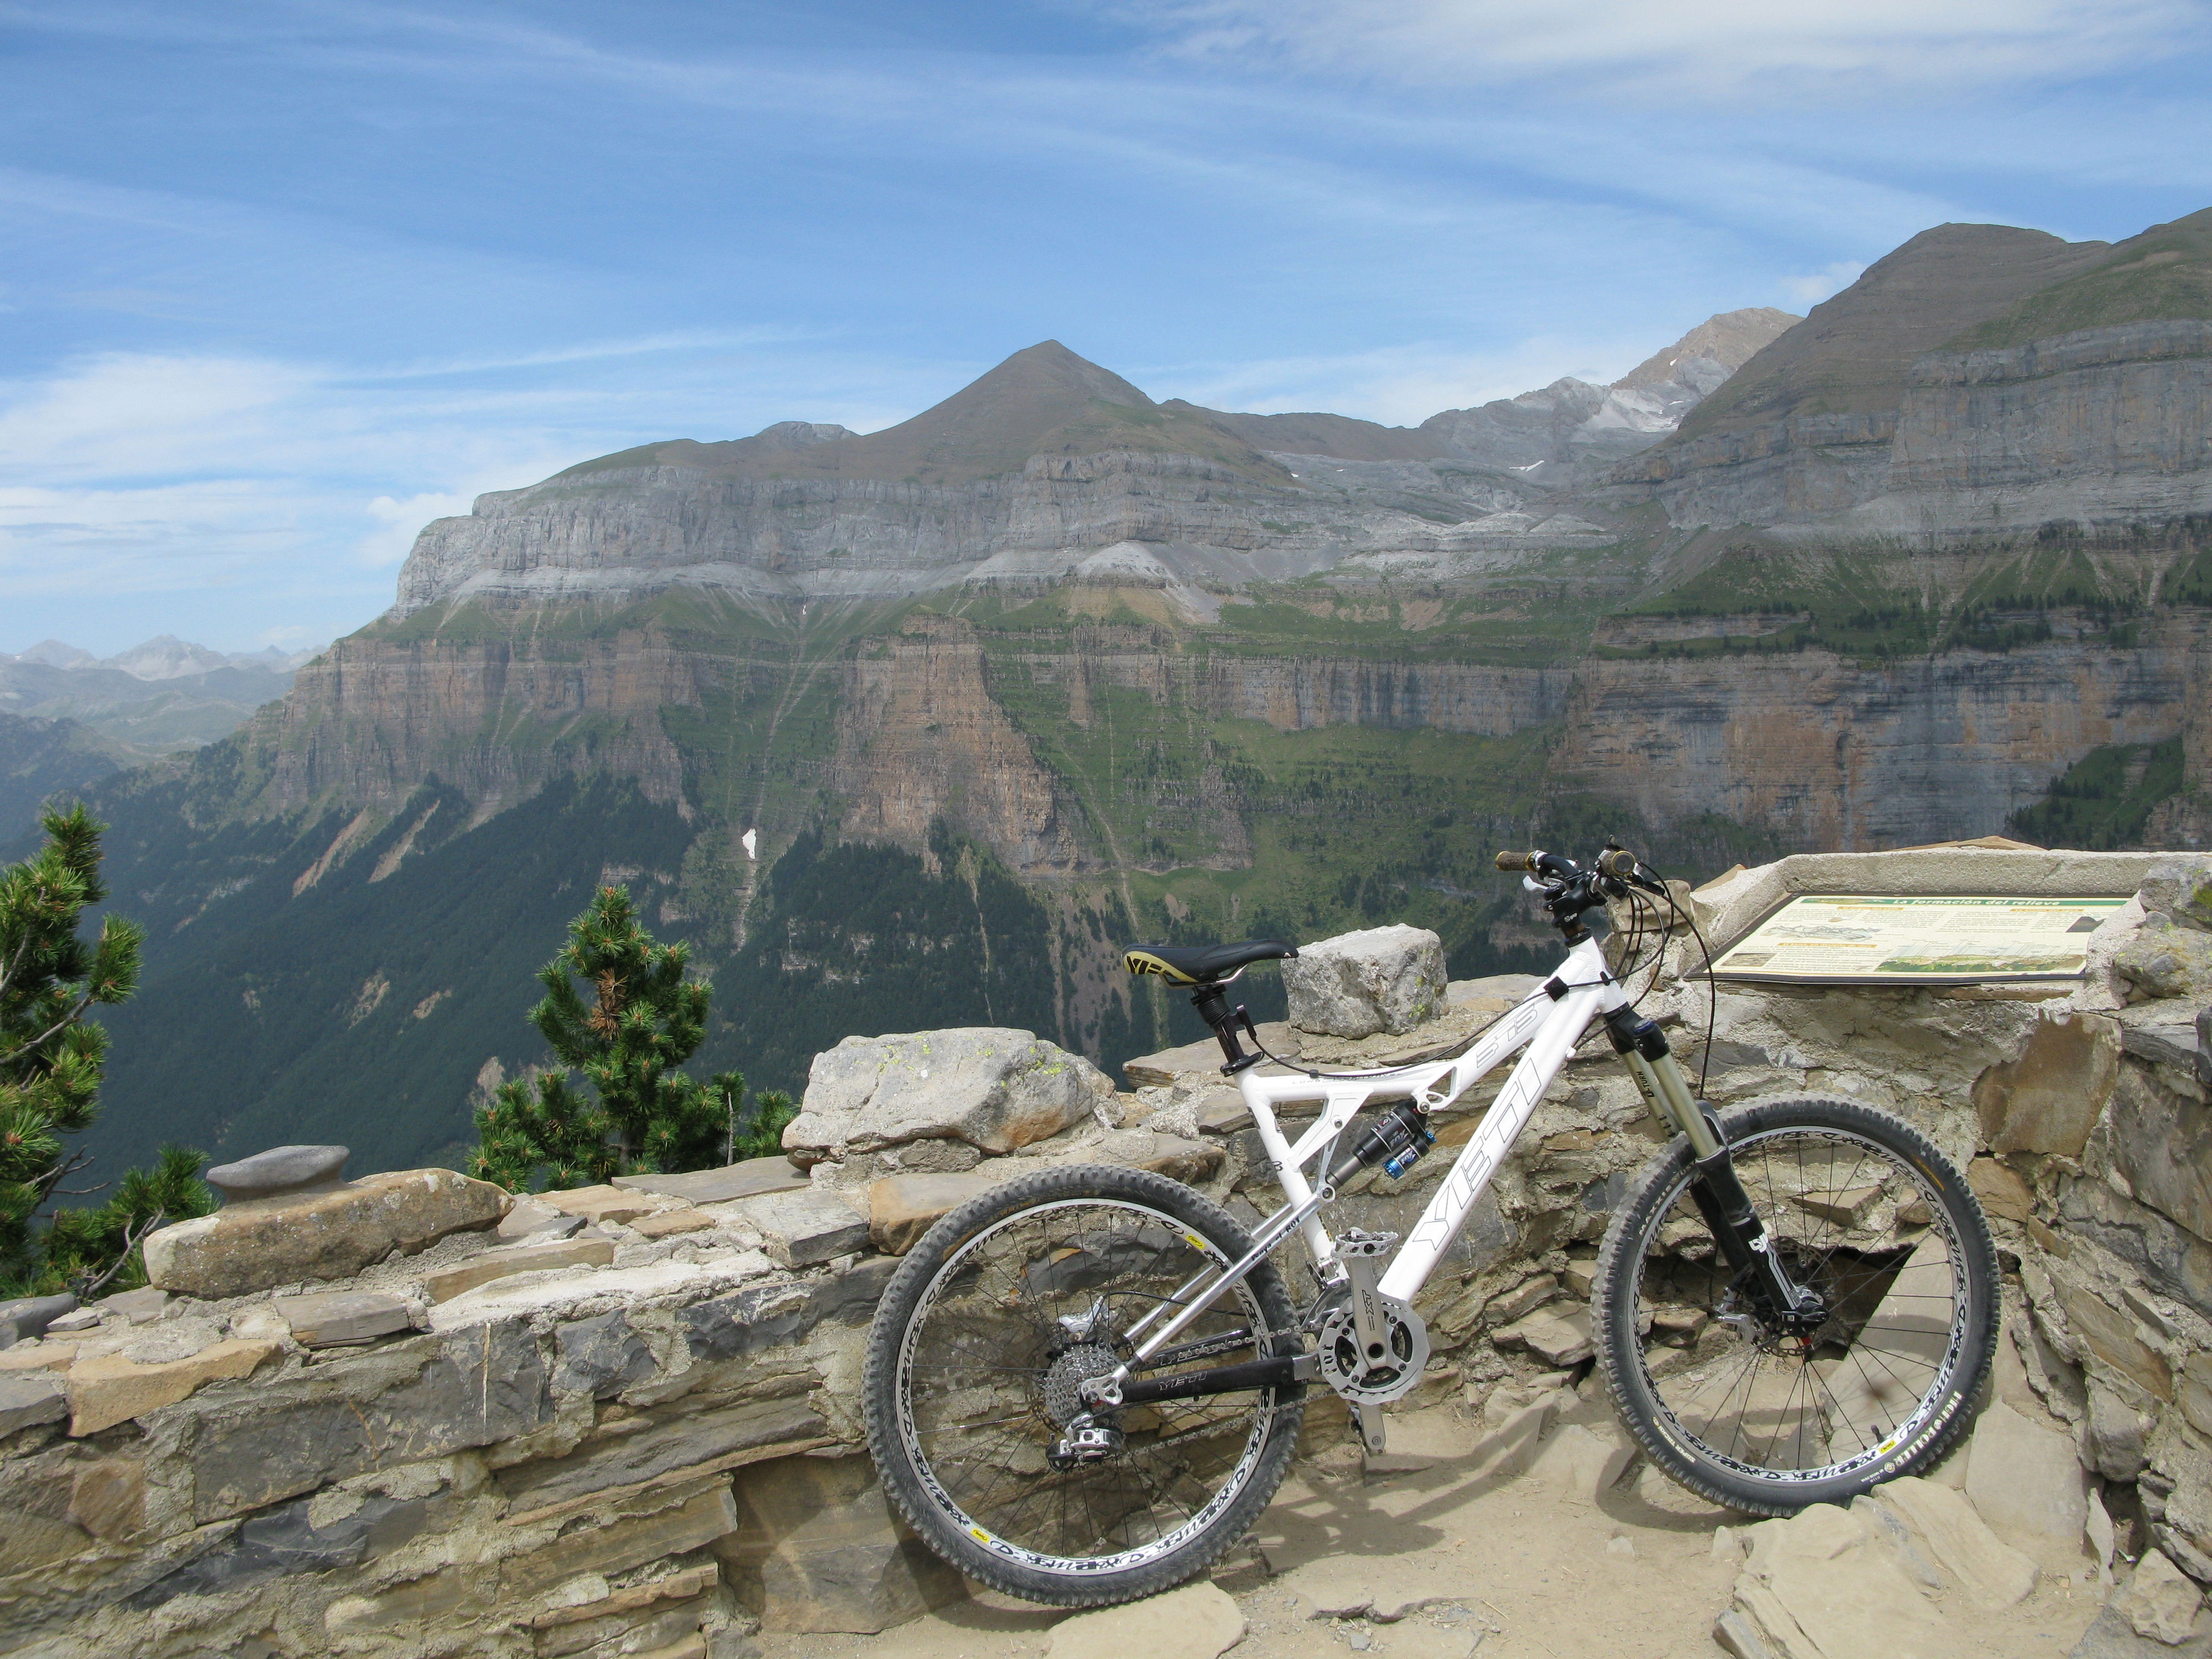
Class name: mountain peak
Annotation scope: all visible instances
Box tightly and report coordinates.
[1613,307,1802,393]
[559,341,1281,487]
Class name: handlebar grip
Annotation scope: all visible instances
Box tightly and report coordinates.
[1494,850,1538,873]
[1596,848,1639,880]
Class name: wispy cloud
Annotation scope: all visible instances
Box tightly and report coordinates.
[1104,0,2209,97]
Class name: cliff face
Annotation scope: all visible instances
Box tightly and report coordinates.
[1561,612,2204,849]
[1616,210,2212,535]
[392,317,1796,622]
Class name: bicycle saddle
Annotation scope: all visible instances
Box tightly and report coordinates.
[1122,939,1298,987]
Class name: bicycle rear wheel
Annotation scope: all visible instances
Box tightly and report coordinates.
[1594,1095,1999,1515]
[862,1163,1305,1607]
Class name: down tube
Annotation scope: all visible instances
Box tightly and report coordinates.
[1376,984,1606,1304]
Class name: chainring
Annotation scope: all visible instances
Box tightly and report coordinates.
[1314,1295,1430,1405]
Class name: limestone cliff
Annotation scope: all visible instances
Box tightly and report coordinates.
[1614,210,2212,534]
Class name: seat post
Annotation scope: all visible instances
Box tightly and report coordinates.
[1191,984,1260,1074]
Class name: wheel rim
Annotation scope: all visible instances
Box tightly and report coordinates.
[893,1196,1284,1578]
[1623,1124,1974,1487]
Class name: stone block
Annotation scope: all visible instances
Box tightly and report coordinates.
[183,1318,550,1521]
[868,1172,995,1255]
[0,1293,77,1345]
[67,1337,280,1435]
[1047,1580,1244,1659]
[1859,1476,2036,1608]
[2139,862,2212,931]
[1281,924,1447,1039]
[0,1370,68,1436]
[499,1396,832,1519]
[1724,1501,1950,1658]
[632,1207,716,1238]
[205,1143,348,1199]
[552,1311,658,1399]
[2084,1377,2150,1481]
[2060,1277,2174,1400]
[719,1453,964,1633]
[2105,1066,2212,1246]
[69,1456,145,1540]
[728,1190,871,1269]
[785,1027,1114,1166]
[540,1184,666,1224]
[499,1196,585,1243]
[0,1339,79,1373]
[422,1236,615,1302]
[1969,1157,2036,1223]
[1973,1011,2121,1158]
[103,1286,169,1322]
[1494,1305,1593,1367]
[1484,1272,1559,1326]
[2116,1548,2208,1646]
[142,1168,507,1300]
[129,1489,427,1606]
[1965,1400,2091,1568]
[679,1260,894,1364]
[503,1484,740,1598]
[528,1566,718,1658]
[613,1160,811,1204]
[272,1290,413,1347]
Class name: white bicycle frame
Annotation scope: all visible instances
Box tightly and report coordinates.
[1114,931,1703,1378]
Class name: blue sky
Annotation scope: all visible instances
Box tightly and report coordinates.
[2,0,2209,656]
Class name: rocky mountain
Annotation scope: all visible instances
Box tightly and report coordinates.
[0,636,320,761]
[1611,208,2212,534]
[26,210,2212,1185]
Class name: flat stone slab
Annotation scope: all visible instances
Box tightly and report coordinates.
[67,1338,280,1435]
[628,1207,715,1239]
[427,1252,774,1331]
[271,1290,413,1347]
[1494,1306,1593,1368]
[142,1169,507,1301]
[611,1159,810,1204]
[205,1144,348,1199]
[495,1196,585,1243]
[422,1237,615,1303]
[869,1172,998,1255]
[0,1293,78,1345]
[727,1190,872,1268]
[1124,1025,1301,1089]
[536,1185,665,1225]
[0,1370,68,1436]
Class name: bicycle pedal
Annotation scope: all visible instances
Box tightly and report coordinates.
[1333,1229,1399,1256]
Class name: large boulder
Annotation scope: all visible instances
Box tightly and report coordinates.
[1281,924,1447,1039]
[142,1168,508,1300]
[783,1028,1114,1168]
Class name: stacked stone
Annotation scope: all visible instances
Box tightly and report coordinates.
[12,855,2212,1652]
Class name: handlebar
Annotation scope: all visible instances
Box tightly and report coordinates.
[1493,844,1663,937]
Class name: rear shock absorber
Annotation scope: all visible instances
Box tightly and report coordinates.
[1326,1100,1435,1188]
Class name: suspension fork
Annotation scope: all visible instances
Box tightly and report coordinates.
[1603,1007,1815,1323]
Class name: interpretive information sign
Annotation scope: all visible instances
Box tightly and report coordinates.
[1709,894,2128,985]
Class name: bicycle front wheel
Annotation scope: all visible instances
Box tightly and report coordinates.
[862,1163,1305,1606]
[1594,1095,1999,1515]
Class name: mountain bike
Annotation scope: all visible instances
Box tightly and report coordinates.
[861,844,2000,1607]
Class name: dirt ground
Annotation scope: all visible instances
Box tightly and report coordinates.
[758,1386,2106,1659]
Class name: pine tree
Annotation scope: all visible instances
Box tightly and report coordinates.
[1,804,209,1294]
[469,885,790,1192]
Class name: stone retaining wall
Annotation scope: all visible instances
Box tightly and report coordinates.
[5,846,2211,1655]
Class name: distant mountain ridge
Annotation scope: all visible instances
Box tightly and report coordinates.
[393,309,1798,622]
[0,635,325,763]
